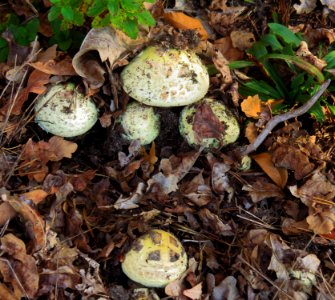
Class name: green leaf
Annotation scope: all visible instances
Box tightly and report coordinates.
[48,6,61,21]
[268,23,301,48]
[87,0,107,17]
[262,53,325,83]
[61,6,74,21]
[122,17,138,39]
[309,100,325,122]
[100,13,111,27]
[261,59,287,98]
[259,34,283,52]
[107,0,119,15]
[137,10,155,26]
[72,10,85,25]
[25,18,40,41]
[327,103,335,115]
[242,80,282,99]
[323,50,335,69]
[121,0,141,12]
[228,60,256,69]
[247,41,268,59]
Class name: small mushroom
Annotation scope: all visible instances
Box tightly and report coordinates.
[119,101,160,145]
[34,83,98,138]
[121,229,187,287]
[179,98,240,150]
[121,46,209,107]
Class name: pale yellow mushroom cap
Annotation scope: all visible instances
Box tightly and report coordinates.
[121,46,209,107]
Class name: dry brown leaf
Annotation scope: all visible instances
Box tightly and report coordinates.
[272,144,314,180]
[163,12,208,40]
[242,178,284,203]
[0,234,39,298]
[18,137,78,182]
[29,55,77,75]
[21,189,48,205]
[245,122,258,143]
[212,276,240,300]
[230,30,255,51]
[306,209,335,234]
[212,50,232,84]
[252,152,288,188]
[213,37,244,61]
[293,0,317,14]
[68,170,96,192]
[0,202,17,227]
[0,69,50,116]
[148,149,202,194]
[241,95,262,118]
[296,41,327,71]
[1,191,46,252]
[193,102,225,142]
[183,282,202,300]
[198,208,234,236]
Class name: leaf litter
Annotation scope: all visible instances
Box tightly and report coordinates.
[1,0,335,299]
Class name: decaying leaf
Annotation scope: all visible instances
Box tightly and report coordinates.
[148,149,202,194]
[252,152,288,188]
[72,27,149,89]
[0,69,50,116]
[211,162,234,200]
[242,177,284,203]
[30,55,77,75]
[199,208,234,236]
[183,282,202,299]
[163,12,208,40]
[212,276,240,300]
[214,37,244,61]
[230,30,255,51]
[272,144,315,180]
[18,136,78,182]
[245,122,258,143]
[193,102,226,142]
[0,234,39,298]
[212,50,233,84]
[296,41,327,71]
[1,191,46,252]
[293,0,317,14]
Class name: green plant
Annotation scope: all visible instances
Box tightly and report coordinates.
[0,13,39,62]
[48,0,156,39]
[230,23,335,122]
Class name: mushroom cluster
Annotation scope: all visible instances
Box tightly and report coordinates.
[120,45,240,149]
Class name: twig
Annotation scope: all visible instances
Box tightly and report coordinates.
[241,79,331,156]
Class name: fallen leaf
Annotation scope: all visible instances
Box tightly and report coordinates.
[212,276,240,300]
[0,234,39,298]
[163,12,208,40]
[242,177,284,203]
[212,50,233,84]
[183,282,202,300]
[241,95,262,118]
[0,202,17,227]
[230,30,255,51]
[245,122,258,143]
[214,37,244,61]
[1,191,46,252]
[211,162,234,199]
[293,0,317,14]
[199,208,234,236]
[148,149,202,194]
[272,144,314,180]
[18,137,78,182]
[296,41,327,71]
[321,0,335,11]
[0,69,50,116]
[29,55,77,75]
[252,152,288,188]
[193,102,226,142]
[21,189,48,205]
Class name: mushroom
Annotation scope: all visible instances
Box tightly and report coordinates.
[121,229,187,287]
[179,98,240,150]
[119,101,160,145]
[34,83,98,138]
[121,46,209,107]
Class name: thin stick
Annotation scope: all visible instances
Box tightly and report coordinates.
[241,79,331,156]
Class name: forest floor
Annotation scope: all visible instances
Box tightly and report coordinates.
[0,0,335,299]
